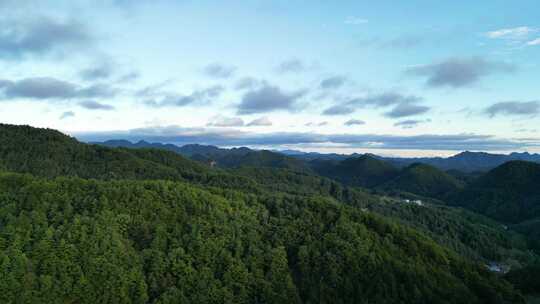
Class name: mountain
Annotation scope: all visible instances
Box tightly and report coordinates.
[310,155,400,188]
[0,124,211,180]
[96,139,540,173]
[95,139,310,172]
[286,150,540,173]
[88,133,540,263]
[380,163,465,199]
[0,124,265,193]
[280,149,357,161]
[381,151,540,173]
[96,139,251,158]
[216,150,312,172]
[0,124,528,303]
[310,156,464,200]
[451,161,540,223]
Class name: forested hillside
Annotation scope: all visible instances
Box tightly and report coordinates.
[380,163,465,199]
[0,172,525,303]
[310,155,399,188]
[0,124,207,181]
[1,124,539,303]
[450,161,540,223]
[94,138,470,201]
[0,124,262,193]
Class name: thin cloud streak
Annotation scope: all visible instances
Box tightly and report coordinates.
[405,57,516,88]
[484,101,540,118]
[75,126,540,152]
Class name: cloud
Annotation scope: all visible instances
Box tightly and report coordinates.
[1,77,75,99]
[344,17,368,25]
[344,119,365,126]
[135,80,174,97]
[384,103,430,118]
[350,92,423,108]
[0,77,117,100]
[394,119,430,129]
[326,91,429,119]
[76,126,539,152]
[237,84,305,114]
[275,59,306,74]
[206,115,244,127]
[203,63,236,79]
[79,62,114,81]
[77,83,118,98]
[322,104,354,116]
[59,111,75,119]
[405,57,516,88]
[0,16,93,59]
[79,100,115,110]
[486,26,537,40]
[247,117,272,127]
[320,76,347,90]
[0,80,10,88]
[145,85,224,107]
[527,38,540,46]
[484,101,540,118]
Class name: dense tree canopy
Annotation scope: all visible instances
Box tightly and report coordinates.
[450,161,540,223]
[0,172,525,303]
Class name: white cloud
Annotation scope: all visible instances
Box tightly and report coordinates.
[486,26,537,40]
[206,115,244,127]
[247,117,272,127]
[527,38,540,46]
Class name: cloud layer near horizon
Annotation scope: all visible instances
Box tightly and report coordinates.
[74,125,539,152]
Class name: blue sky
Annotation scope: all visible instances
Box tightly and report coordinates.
[1,0,539,156]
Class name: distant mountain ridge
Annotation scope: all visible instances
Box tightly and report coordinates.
[94,139,540,173]
[96,140,465,198]
[382,151,540,173]
[95,139,311,172]
[94,139,250,157]
[281,149,540,172]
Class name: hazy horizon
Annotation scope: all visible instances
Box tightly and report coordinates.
[77,131,540,158]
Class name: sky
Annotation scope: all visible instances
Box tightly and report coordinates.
[1,0,539,157]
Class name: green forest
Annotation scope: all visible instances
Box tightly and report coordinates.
[1,124,540,303]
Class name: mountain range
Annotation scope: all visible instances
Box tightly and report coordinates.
[95,139,540,173]
[282,149,540,173]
